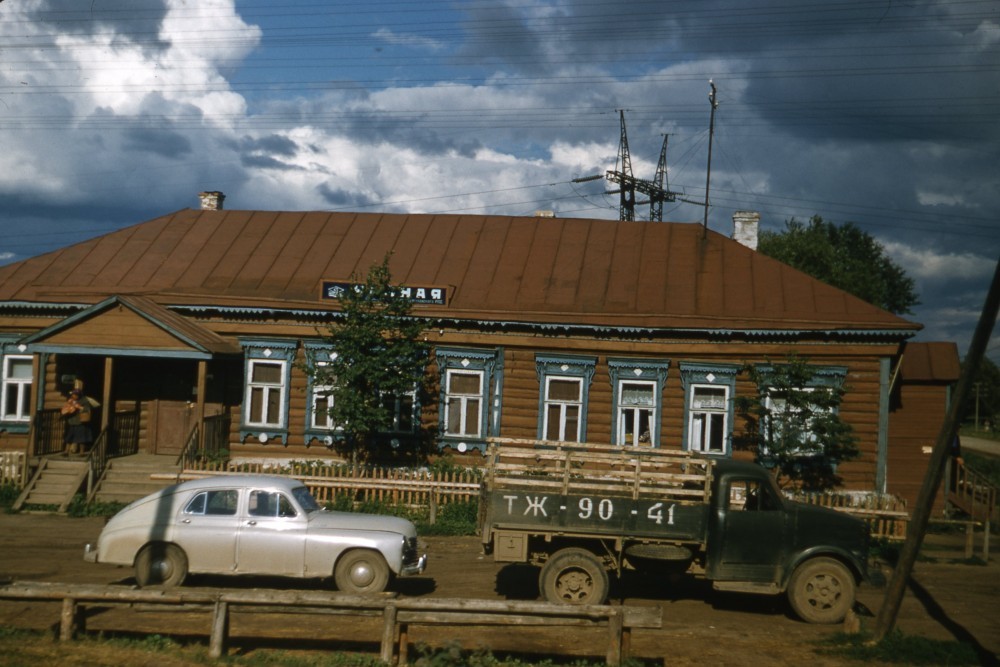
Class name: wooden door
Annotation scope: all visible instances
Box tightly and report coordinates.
[151,400,195,456]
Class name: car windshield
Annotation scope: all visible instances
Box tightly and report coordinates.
[292,485,321,512]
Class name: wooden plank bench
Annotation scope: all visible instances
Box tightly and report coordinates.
[0,581,661,665]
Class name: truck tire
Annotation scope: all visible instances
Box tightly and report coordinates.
[134,543,187,587]
[787,557,855,624]
[539,548,609,605]
[335,549,390,595]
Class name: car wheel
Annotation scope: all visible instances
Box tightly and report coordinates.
[787,557,855,624]
[334,549,390,594]
[539,547,609,605]
[134,543,188,587]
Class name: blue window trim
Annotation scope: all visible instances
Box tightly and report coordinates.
[754,364,848,390]
[0,336,31,434]
[239,338,297,445]
[435,346,502,453]
[680,362,740,456]
[302,340,342,447]
[607,357,669,447]
[535,354,597,442]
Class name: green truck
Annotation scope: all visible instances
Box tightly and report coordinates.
[479,439,874,623]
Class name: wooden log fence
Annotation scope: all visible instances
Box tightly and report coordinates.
[792,491,910,541]
[0,581,661,666]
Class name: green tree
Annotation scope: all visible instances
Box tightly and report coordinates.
[962,357,1000,432]
[309,256,429,463]
[758,216,919,315]
[736,355,859,490]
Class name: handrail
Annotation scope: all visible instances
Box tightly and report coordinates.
[947,457,999,523]
[84,408,141,501]
[30,409,64,458]
[176,411,231,468]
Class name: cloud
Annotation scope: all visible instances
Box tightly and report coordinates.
[881,241,996,282]
[372,28,444,52]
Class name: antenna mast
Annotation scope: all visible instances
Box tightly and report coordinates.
[703,81,718,237]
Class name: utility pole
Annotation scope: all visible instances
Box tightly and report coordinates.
[703,80,718,238]
[872,257,1000,641]
[606,112,677,222]
[606,110,636,221]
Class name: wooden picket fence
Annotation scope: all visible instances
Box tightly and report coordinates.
[792,491,909,540]
[183,460,482,509]
[0,452,24,486]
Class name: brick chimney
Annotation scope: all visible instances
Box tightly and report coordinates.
[732,210,759,250]
[199,191,225,211]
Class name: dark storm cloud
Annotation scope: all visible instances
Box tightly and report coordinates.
[122,126,192,158]
[240,134,299,157]
[27,0,171,52]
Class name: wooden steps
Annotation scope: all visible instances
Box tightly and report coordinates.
[92,454,180,504]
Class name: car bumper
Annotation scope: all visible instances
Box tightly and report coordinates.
[83,543,98,563]
[401,553,427,576]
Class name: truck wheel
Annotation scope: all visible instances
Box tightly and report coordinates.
[335,549,390,594]
[539,548,609,605]
[787,557,855,624]
[134,543,187,587]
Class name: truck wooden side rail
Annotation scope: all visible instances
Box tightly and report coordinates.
[480,438,873,625]
[0,581,662,666]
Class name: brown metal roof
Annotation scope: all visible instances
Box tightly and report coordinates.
[899,342,961,382]
[0,209,921,333]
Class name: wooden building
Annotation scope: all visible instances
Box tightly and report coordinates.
[0,196,944,495]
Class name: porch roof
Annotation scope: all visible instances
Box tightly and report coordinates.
[19,295,242,359]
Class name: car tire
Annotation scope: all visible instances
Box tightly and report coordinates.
[539,547,609,605]
[134,543,188,587]
[334,549,390,595]
[787,557,855,624]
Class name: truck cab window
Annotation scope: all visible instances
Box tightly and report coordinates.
[729,480,777,512]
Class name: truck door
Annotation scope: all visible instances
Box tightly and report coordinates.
[708,477,786,583]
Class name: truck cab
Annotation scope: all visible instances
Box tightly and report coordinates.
[706,461,871,622]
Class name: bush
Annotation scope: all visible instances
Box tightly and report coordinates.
[0,483,19,509]
[420,500,479,536]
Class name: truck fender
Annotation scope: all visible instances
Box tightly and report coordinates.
[780,548,865,592]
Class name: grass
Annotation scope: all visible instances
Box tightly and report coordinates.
[820,630,981,665]
[0,628,645,667]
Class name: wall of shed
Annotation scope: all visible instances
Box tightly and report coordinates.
[887,382,950,514]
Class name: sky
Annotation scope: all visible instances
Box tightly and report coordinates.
[1,0,998,362]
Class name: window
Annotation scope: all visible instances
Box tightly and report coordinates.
[247,360,284,427]
[536,355,596,443]
[690,386,728,454]
[185,489,238,516]
[681,363,738,456]
[249,490,296,518]
[617,382,654,445]
[1,355,32,423]
[240,339,296,444]
[608,358,669,447]
[754,364,848,460]
[436,347,502,452]
[303,344,341,445]
[544,377,583,441]
[445,370,483,437]
[382,389,418,433]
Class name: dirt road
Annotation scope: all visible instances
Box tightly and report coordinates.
[0,514,996,665]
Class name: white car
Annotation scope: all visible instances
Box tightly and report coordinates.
[84,475,427,594]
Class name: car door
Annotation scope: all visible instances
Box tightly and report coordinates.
[236,488,307,576]
[708,477,787,583]
[172,488,240,573]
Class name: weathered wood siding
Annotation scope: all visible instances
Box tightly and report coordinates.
[887,382,949,512]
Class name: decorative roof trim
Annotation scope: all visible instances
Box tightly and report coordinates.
[1,300,915,342]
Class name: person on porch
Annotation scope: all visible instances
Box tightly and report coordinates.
[61,388,93,455]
